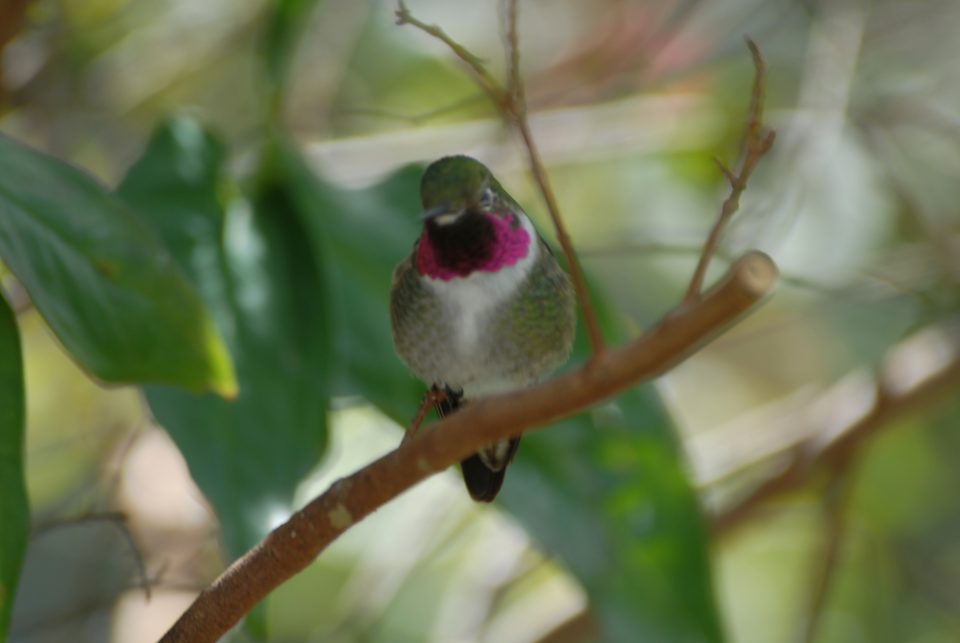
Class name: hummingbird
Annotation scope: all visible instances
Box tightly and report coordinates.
[390,155,576,502]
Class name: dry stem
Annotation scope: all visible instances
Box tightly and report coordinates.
[684,39,776,304]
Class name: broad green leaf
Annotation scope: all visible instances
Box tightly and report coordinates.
[504,391,722,642]
[0,291,27,638]
[118,118,329,564]
[500,286,722,641]
[271,141,422,422]
[263,0,324,98]
[276,146,722,640]
[0,133,235,395]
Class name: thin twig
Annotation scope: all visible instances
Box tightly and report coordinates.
[514,119,604,353]
[503,0,522,106]
[160,251,779,643]
[502,0,604,354]
[395,1,504,105]
[397,0,606,356]
[684,39,776,304]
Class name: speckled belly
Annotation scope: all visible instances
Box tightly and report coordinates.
[390,248,576,398]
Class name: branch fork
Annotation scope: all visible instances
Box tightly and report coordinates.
[685,38,776,305]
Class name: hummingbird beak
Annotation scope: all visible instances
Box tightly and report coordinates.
[420,204,465,226]
[420,204,451,221]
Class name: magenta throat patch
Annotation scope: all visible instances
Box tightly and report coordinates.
[416,213,531,281]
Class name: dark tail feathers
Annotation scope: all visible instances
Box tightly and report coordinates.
[435,386,520,503]
[460,438,520,502]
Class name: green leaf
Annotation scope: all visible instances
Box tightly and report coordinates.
[270,141,423,422]
[0,133,236,396]
[504,391,722,642]
[502,298,723,642]
[263,0,323,98]
[118,118,330,562]
[0,291,28,639]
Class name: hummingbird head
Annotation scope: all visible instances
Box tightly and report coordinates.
[415,156,532,280]
[419,155,507,226]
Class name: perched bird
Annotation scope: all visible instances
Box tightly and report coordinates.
[390,155,576,501]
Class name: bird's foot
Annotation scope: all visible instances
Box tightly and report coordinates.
[402,385,448,445]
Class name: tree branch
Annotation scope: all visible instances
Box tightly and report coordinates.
[159,251,778,643]
[684,39,776,304]
[711,319,960,535]
[397,0,606,355]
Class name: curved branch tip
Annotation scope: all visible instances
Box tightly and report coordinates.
[734,251,778,297]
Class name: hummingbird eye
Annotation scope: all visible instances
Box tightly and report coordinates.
[479,188,495,210]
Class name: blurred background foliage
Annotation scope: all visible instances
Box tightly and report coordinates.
[1,0,959,642]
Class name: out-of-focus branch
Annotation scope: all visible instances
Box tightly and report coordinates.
[159,251,778,643]
[33,511,152,600]
[798,467,853,643]
[396,0,606,355]
[531,608,598,643]
[684,40,776,304]
[711,319,960,535]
